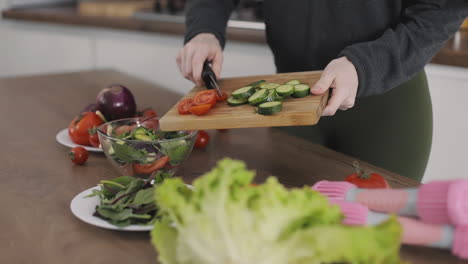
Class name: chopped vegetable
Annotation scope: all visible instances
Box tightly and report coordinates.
[258,101,282,115]
[215,91,228,102]
[151,158,402,264]
[96,84,136,121]
[227,96,247,106]
[177,99,194,115]
[248,88,269,105]
[69,146,88,165]
[228,79,312,115]
[259,82,281,89]
[133,156,170,174]
[292,84,310,98]
[193,90,217,106]
[189,104,212,116]
[345,161,390,188]
[275,84,294,97]
[231,86,255,99]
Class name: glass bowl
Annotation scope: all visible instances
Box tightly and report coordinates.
[97,116,197,182]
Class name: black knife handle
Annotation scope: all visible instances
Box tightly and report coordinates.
[202,61,216,90]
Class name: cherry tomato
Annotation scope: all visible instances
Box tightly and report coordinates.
[193,90,217,106]
[178,99,194,115]
[190,104,212,116]
[194,130,210,149]
[142,108,157,118]
[133,156,170,174]
[88,128,100,148]
[68,112,104,146]
[114,124,136,136]
[215,91,228,102]
[345,161,390,189]
[68,146,88,165]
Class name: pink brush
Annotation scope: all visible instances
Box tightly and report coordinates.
[330,199,468,260]
[313,179,468,226]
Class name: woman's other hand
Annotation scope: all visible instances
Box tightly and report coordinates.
[176,33,223,87]
[311,57,359,116]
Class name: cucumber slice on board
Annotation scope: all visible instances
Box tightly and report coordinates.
[258,101,282,115]
[227,96,248,106]
[248,80,266,89]
[275,84,294,97]
[259,82,281,89]
[265,89,283,102]
[232,86,254,99]
[248,89,269,105]
[292,84,310,98]
[286,80,301,85]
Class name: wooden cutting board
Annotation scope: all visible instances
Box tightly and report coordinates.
[159,71,328,131]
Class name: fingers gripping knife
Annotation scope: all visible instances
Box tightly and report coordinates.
[202,61,222,97]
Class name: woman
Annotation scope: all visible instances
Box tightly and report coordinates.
[176,0,468,182]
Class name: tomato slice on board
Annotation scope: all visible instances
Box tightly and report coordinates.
[189,104,212,116]
[178,99,194,115]
[193,90,217,106]
[216,91,228,102]
[133,156,170,174]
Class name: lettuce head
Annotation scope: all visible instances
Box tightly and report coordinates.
[151,158,402,264]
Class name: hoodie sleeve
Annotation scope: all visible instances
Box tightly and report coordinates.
[184,0,239,48]
[339,0,468,97]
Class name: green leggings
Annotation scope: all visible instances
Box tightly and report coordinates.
[280,71,432,182]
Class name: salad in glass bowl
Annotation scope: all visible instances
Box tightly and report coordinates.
[97,116,197,182]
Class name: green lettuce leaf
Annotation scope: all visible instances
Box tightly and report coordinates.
[151,158,402,264]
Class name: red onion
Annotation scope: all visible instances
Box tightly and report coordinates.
[96,84,136,121]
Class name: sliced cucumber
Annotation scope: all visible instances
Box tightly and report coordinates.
[258,101,282,115]
[259,82,281,89]
[248,89,269,105]
[293,84,310,98]
[133,127,154,141]
[232,86,254,99]
[248,80,266,89]
[227,96,248,106]
[265,89,283,102]
[276,84,294,97]
[286,80,301,85]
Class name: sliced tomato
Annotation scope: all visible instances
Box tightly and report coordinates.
[133,156,170,174]
[190,104,212,116]
[114,125,136,136]
[178,99,194,115]
[216,91,228,102]
[193,90,217,106]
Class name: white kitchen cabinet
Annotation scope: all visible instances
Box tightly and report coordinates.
[0,21,94,77]
[423,64,468,182]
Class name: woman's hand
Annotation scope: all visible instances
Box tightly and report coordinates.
[176,33,223,87]
[311,57,359,116]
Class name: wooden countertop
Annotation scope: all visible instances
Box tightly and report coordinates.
[0,69,465,263]
[2,7,468,68]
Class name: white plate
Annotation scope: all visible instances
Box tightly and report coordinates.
[70,186,153,231]
[56,128,103,153]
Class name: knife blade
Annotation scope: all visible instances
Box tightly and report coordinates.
[202,61,222,97]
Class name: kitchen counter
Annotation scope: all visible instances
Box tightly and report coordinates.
[1,69,466,263]
[2,6,468,68]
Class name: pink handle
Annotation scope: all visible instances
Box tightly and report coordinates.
[355,189,411,214]
[398,217,446,246]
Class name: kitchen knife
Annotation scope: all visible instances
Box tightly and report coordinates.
[202,61,222,97]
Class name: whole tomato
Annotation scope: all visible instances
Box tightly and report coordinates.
[68,146,88,165]
[194,130,210,149]
[68,112,104,146]
[88,127,100,148]
[345,161,390,189]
